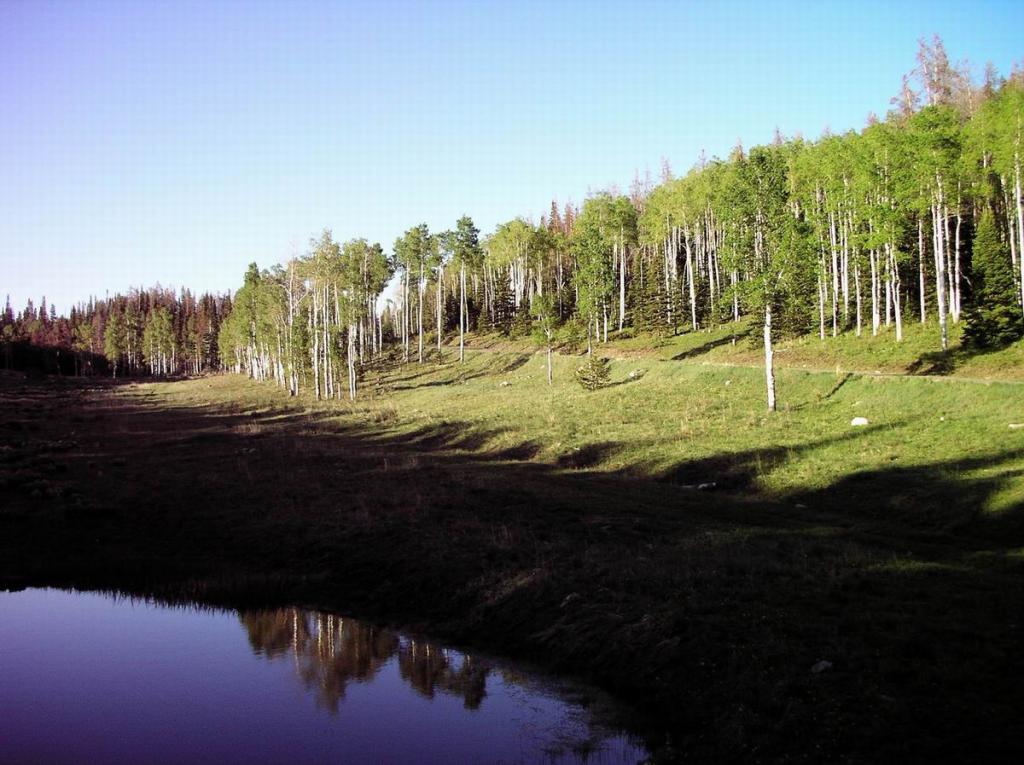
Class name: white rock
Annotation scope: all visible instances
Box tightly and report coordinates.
[1009,423,1024,430]
[850,417,869,427]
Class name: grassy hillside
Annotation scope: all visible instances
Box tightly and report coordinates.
[2,345,1023,760]
[466,319,1024,381]
[351,340,1024,523]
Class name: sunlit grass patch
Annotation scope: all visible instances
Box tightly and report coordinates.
[145,341,1023,539]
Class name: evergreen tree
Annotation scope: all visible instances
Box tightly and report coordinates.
[574,355,611,390]
[963,210,1024,347]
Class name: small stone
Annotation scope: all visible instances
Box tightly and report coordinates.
[850,417,869,427]
[1009,424,1024,430]
[811,660,833,674]
[499,381,511,387]
[724,380,732,386]
[560,593,580,609]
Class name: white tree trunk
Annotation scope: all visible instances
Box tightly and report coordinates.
[829,212,839,336]
[1016,157,1024,315]
[418,263,424,364]
[436,264,443,355]
[854,264,862,337]
[932,199,949,351]
[870,248,880,336]
[459,265,466,363]
[618,239,626,331]
[953,206,962,322]
[764,303,776,412]
[818,267,826,340]
[918,218,927,324]
[888,244,903,342]
[686,233,698,330]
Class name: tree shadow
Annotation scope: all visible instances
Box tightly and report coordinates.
[639,422,902,492]
[671,329,751,361]
[789,372,855,411]
[905,340,1018,376]
[821,372,853,400]
[555,441,623,469]
[3,377,1024,761]
[389,353,534,391]
[602,371,647,389]
[906,349,956,375]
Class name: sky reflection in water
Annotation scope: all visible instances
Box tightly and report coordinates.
[0,589,645,764]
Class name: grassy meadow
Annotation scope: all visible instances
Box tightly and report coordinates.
[2,335,1023,760]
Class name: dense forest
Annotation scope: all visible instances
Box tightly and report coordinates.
[0,288,231,377]
[6,39,1023,407]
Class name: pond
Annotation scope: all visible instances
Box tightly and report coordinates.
[0,588,647,764]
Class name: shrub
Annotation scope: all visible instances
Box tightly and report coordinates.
[575,356,611,390]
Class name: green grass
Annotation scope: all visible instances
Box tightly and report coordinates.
[293,344,1024,521]
[2,343,1023,760]
[470,318,1024,380]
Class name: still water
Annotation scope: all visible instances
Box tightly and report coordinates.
[0,589,646,764]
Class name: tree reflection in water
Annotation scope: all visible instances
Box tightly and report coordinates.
[240,609,490,714]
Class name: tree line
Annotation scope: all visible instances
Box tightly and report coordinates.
[1,288,231,377]
[221,38,1023,408]
[10,38,1022,408]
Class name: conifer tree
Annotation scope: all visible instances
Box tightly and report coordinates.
[963,210,1024,347]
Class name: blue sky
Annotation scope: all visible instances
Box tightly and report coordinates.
[1,0,1021,312]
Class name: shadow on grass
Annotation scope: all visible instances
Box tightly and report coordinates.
[671,328,751,361]
[906,349,956,375]
[2,376,1023,761]
[389,352,534,391]
[906,340,1016,376]
[555,441,623,469]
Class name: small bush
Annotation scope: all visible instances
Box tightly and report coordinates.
[575,356,611,390]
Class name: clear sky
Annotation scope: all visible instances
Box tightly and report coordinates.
[2,0,1021,312]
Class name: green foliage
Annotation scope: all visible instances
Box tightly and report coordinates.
[142,306,175,374]
[627,263,674,336]
[572,193,634,338]
[733,145,791,316]
[556,316,588,352]
[103,310,124,370]
[508,305,532,338]
[530,293,558,346]
[775,218,820,337]
[574,355,611,390]
[453,215,483,271]
[963,211,1024,348]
